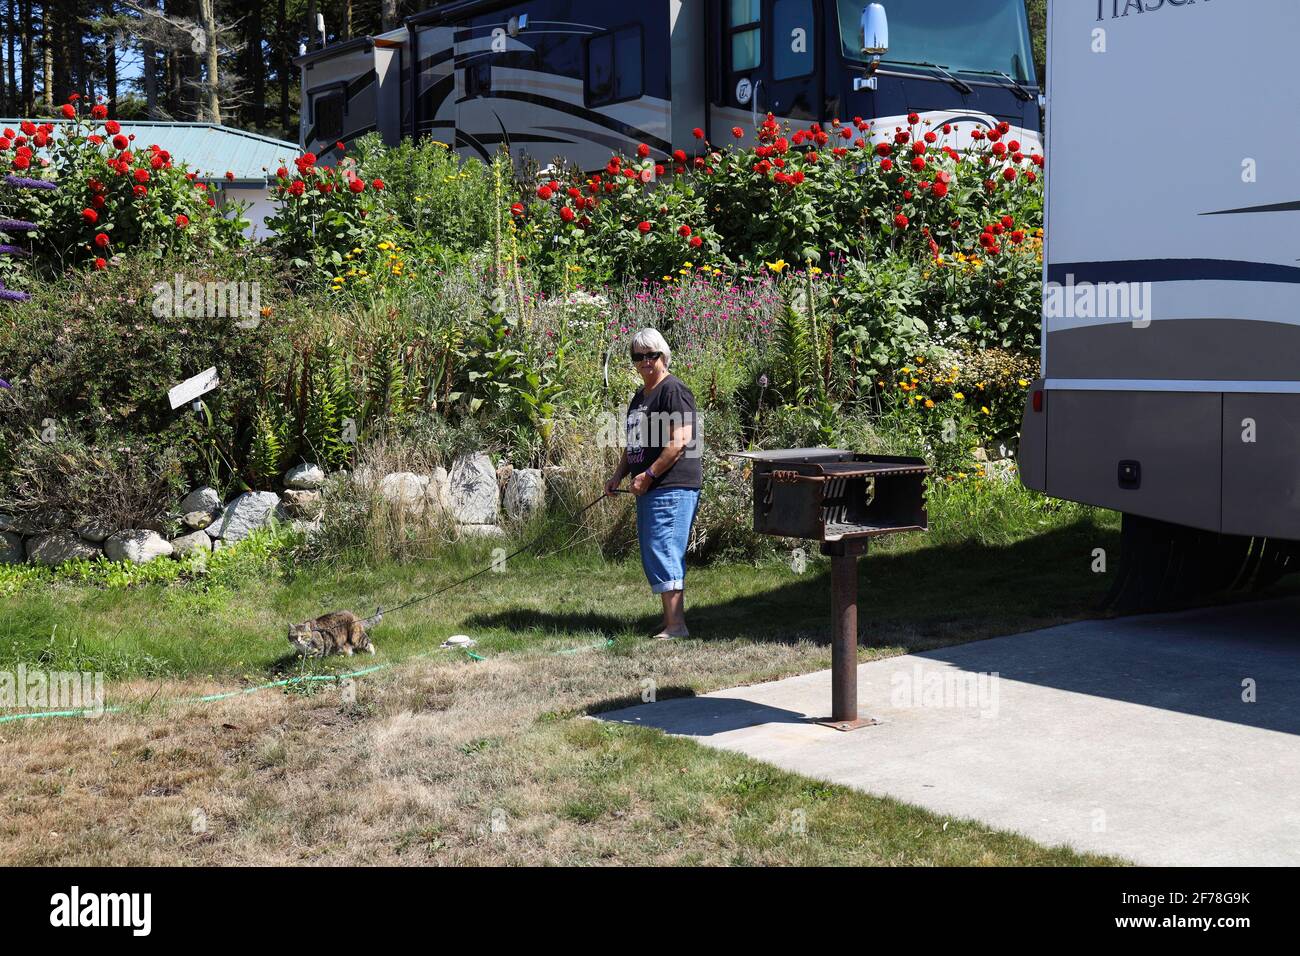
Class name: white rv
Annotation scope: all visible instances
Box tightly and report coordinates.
[1018,0,1300,605]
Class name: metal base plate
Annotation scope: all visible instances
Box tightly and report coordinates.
[815,716,881,732]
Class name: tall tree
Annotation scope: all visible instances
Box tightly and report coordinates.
[20,0,33,113]
[196,0,218,121]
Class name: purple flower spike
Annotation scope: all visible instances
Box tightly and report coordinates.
[0,244,29,256]
[3,175,58,190]
[0,378,10,388]
[0,219,37,232]
[0,288,31,302]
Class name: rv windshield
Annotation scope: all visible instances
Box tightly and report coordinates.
[837,0,1035,86]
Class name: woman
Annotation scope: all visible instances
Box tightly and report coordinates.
[605,328,702,639]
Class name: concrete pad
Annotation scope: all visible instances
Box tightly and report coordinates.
[600,598,1300,865]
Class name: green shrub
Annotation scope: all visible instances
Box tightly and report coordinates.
[0,103,248,283]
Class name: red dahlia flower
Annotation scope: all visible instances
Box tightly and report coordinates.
[94,232,109,247]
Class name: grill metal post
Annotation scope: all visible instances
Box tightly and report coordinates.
[726,448,928,733]
[819,538,879,731]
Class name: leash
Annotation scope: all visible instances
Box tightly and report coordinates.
[374,489,632,618]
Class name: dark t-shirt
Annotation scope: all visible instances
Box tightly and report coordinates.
[625,374,703,490]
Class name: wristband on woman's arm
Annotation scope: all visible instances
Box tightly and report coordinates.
[646,465,657,479]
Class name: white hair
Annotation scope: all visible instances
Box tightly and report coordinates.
[629,327,672,368]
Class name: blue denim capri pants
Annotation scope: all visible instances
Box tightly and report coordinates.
[635,486,702,594]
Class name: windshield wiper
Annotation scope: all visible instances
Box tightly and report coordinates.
[883,60,974,95]
[957,69,1033,101]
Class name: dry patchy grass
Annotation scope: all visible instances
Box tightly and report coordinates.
[0,638,1118,866]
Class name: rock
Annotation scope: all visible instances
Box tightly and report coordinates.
[170,529,212,557]
[281,489,323,518]
[987,459,1018,483]
[447,453,500,524]
[104,530,174,564]
[207,491,280,542]
[25,531,102,566]
[284,462,327,490]
[290,518,323,536]
[380,472,431,518]
[7,509,71,534]
[0,530,23,564]
[179,486,222,515]
[182,510,215,530]
[504,469,545,521]
[457,523,506,539]
[73,520,114,543]
[427,466,449,512]
[971,446,989,463]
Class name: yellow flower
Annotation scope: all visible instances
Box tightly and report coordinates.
[924,399,935,409]
[981,406,991,415]
[954,391,964,400]
[765,259,788,274]
[378,241,392,251]
[1018,378,1029,387]
[810,266,823,275]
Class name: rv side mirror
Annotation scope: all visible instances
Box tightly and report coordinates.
[861,3,889,65]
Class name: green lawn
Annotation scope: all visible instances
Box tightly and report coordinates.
[1,484,1120,684]
[0,483,1139,865]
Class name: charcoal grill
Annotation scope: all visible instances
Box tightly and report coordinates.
[729,448,930,730]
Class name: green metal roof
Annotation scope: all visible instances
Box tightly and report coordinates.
[0,119,300,184]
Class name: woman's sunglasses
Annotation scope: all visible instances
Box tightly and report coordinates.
[631,351,662,364]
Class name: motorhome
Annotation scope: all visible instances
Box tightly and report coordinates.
[1018,0,1300,605]
[298,27,408,163]
[299,1,1042,168]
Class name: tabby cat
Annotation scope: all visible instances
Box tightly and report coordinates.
[287,608,382,657]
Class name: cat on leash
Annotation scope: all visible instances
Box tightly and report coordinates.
[287,608,382,657]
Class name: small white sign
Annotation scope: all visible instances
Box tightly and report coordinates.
[169,366,219,410]
[736,77,753,105]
